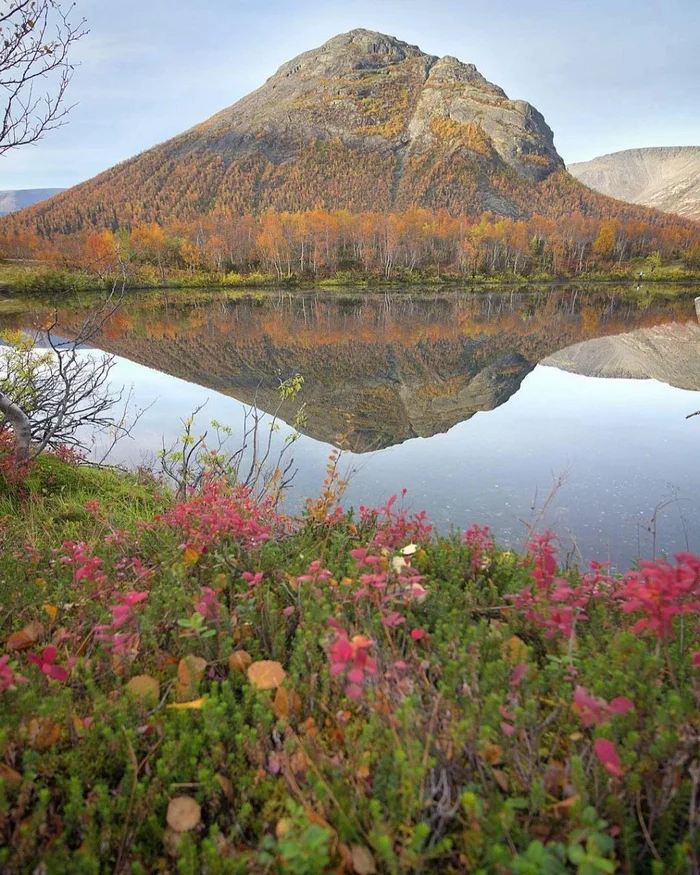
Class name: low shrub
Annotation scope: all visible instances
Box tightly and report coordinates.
[0,457,698,873]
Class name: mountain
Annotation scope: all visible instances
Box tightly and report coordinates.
[0,30,678,238]
[568,147,700,221]
[0,188,65,216]
[9,291,694,453]
[542,322,700,391]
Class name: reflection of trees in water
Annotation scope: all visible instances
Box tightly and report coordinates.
[4,290,696,453]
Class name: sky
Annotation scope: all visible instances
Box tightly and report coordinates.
[1,0,699,190]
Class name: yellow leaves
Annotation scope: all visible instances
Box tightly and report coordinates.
[167,796,201,833]
[502,635,528,665]
[43,604,58,623]
[247,660,286,690]
[125,674,160,701]
[166,698,206,711]
[183,547,200,567]
[228,650,252,674]
[351,844,377,874]
[6,620,44,651]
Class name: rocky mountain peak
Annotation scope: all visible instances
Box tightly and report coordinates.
[1,29,633,235]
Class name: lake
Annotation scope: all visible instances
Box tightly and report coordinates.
[3,286,700,569]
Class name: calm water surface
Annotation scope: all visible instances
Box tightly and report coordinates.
[5,287,700,569]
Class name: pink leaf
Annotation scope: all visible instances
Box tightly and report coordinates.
[501,722,515,737]
[345,684,363,700]
[410,628,426,641]
[609,697,634,716]
[42,646,58,664]
[594,738,623,777]
[510,664,528,687]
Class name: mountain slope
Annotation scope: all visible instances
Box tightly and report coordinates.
[0,188,65,216]
[542,322,700,391]
[1,29,680,238]
[568,147,700,220]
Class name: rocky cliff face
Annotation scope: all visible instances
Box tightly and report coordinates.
[2,29,642,235]
[194,29,562,183]
[568,147,700,221]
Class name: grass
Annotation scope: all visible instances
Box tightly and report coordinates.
[0,454,698,873]
[1,258,700,298]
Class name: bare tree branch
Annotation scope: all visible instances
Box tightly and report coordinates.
[0,0,87,154]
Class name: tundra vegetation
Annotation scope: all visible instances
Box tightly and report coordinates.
[0,428,698,873]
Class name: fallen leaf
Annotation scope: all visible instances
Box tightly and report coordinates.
[215,773,233,801]
[125,675,160,700]
[480,742,503,765]
[247,660,286,690]
[273,686,301,720]
[275,818,291,839]
[178,655,207,686]
[550,794,580,810]
[28,718,61,751]
[228,650,252,674]
[167,795,201,833]
[351,844,377,874]
[0,763,22,784]
[166,697,206,710]
[492,769,509,792]
[289,749,308,775]
[7,621,44,651]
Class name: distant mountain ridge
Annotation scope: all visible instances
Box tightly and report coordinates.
[568,147,700,221]
[0,188,65,216]
[0,29,683,238]
[543,322,700,391]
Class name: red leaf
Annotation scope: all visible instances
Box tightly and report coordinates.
[594,738,623,777]
[609,696,634,715]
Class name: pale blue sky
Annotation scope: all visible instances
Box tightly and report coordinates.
[1,0,698,189]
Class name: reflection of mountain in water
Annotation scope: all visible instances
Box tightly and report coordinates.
[543,322,700,390]
[20,291,697,453]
